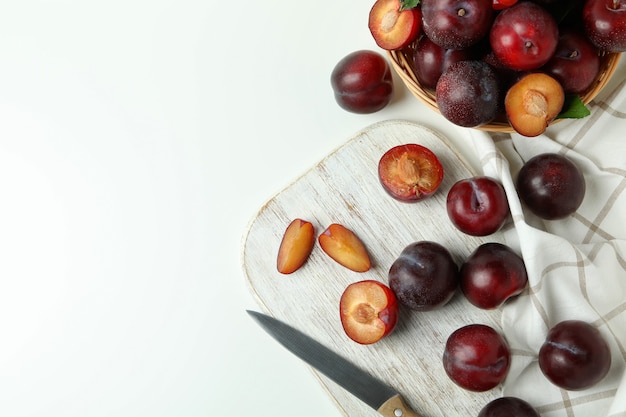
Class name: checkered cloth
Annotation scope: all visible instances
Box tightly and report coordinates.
[467,72,626,417]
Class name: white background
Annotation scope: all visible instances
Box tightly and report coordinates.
[0,1,474,416]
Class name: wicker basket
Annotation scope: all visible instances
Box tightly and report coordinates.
[388,44,622,133]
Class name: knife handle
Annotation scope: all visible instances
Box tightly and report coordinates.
[377,394,425,417]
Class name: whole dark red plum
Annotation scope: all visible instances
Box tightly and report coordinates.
[490,2,558,70]
[388,241,458,311]
[478,397,540,417]
[539,320,612,390]
[516,153,585,220]
[543,29,600,94]
[436,60,500,128]
[412,36,475,89]
[421,0,494,50]
[443,324,511,392]
[460,242,528,310]
[446,176,509,236]
[583,0,626,52]
[330,50,393,114]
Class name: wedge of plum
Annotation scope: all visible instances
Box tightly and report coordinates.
[276,218,316,274]
[318,223,371,272]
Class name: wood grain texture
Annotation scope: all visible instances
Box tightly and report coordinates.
[242,120,509,417]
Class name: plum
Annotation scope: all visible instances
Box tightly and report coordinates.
[318,223,371,272]
[421,0,494,50]
[378,143,444,202]
[340,280,399,345]
[505,73,565,137]
[276,219,315,274]
[490,2,559,71]
[330,50,393,114]
[543,29,601,94]
[491,0,518,9]
[460,242,528,309]
[539,320,612,390]
[446,176,509,236]
[443,324,511,392]
[436,60,500,128]
[369,0,422,50]
[412,36,475,89]
[516,153,585,219]
[388,241,458,311]
[583,0,626,52]
[478,397,540,417]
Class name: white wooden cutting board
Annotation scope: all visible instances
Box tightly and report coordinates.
[242,120,510,417]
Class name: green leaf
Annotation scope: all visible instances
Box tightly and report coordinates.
[400,0,420,10]
[556,95,591,119]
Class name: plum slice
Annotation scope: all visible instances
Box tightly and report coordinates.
[378,143,444,202]
[318,223,371,272]
[276,218,316,274]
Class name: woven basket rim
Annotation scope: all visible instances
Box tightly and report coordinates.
[388,46,622,133]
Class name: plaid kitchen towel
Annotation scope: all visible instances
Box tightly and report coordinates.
[467,66,626,417]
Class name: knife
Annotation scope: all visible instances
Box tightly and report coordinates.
[247,310,425,417]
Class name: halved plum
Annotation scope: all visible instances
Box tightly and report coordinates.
[505,73,564,137]
[340,280,399,344]
[369,0,422,50]
[378,143,444,202]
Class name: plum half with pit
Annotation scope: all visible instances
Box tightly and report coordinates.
[460,242,528,310]
[369,0,422,51]
[340,280,399,345]
[446,176,509,236]
[436,60,500,128]
[443,324,511,392]
[378,143,444,202]
[388,241,458,311]
[517,153,586,220]
[505,73,564,137]
[421,0,494,50]
[539,320,612,390]
[490,1,558,71]
[330,50,393,114]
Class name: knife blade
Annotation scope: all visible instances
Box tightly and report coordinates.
[247,310,425,417]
